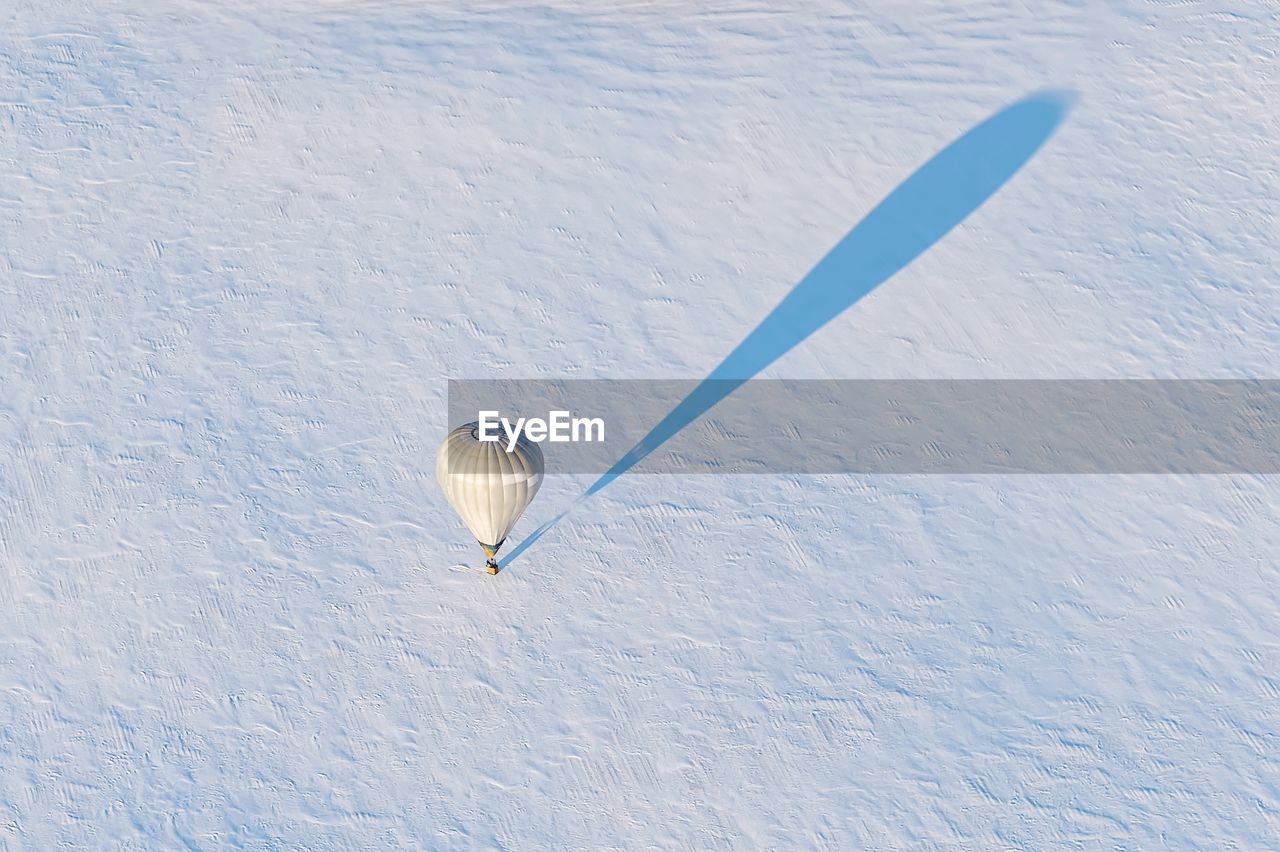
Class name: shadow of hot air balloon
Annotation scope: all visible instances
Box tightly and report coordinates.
[502,90,1074,568]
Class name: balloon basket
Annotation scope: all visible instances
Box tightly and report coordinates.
[485,559,500,575]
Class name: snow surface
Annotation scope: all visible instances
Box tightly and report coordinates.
[2,0,1279,846]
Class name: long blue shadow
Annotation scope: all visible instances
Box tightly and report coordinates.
[503,90,1072,567]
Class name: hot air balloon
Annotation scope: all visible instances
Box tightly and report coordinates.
[436,421,544,574]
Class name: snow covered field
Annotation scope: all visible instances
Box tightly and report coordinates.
[2,0,1278,846]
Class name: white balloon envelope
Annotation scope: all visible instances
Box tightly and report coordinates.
[436,422,544,573]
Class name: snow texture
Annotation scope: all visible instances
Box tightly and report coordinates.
[2,0,1278,847]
